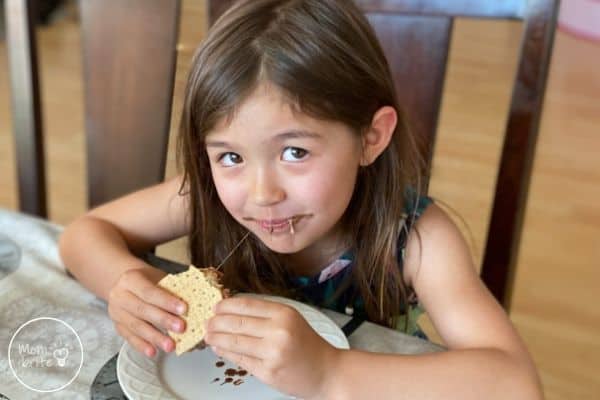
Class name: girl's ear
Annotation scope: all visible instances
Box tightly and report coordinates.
[360,106,397,166]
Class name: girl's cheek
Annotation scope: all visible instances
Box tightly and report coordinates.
[214,178,247,211]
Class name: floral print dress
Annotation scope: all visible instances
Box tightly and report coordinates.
[290,194,433,339]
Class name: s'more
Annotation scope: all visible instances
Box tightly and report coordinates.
[157,265,230,355]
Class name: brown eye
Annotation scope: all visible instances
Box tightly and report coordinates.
[282,147,308,162]
[219,152,243,166]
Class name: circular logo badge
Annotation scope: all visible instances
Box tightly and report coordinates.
[8,317,84,393]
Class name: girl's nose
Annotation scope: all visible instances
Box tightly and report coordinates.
[249,168,285,206]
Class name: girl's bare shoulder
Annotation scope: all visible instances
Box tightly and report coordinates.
[402,203,531,356]
[401,202,468,288]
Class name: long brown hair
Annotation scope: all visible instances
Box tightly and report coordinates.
[177,0,425,329]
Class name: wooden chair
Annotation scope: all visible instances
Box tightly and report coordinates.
[4,0,180,214]
[6,0,559,309]
[207,0,560,310]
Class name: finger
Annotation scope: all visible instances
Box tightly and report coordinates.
[131,318,175,353]
[204,332,265,359]
[212,346,263,374]
[207,314,269,338]
[126,272,187,316]
[215,296,282,318]
[119,289,185,333]
[113,306,175,353]
[116,323,156,358]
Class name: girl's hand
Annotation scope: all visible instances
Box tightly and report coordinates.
[204,296,341,399]
[107,266,188,357]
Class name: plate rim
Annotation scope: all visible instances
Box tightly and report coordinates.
[117,293,349,399]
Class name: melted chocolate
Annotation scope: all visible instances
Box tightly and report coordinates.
[220,377,234,386]
[212,362,248,386]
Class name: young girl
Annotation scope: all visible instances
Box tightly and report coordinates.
[59,0,542,398]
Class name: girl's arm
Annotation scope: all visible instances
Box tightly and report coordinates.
[59,174,189,300]
[321,204,543,399]
[59,175,191,357]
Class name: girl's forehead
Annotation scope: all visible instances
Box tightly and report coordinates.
[209,84,327,138]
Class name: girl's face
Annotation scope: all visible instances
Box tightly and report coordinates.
[205,84,362,258]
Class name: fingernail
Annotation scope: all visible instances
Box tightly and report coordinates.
[177,303,186,315]
[172,321,182,332]
[146,347,155,357]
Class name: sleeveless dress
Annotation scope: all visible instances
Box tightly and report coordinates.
[289,194,432,339]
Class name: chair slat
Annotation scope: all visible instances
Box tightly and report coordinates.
[481,0,560,307]
[80,0,181,208]
[209,0,526,21]
[5,0,46,217]
[209,0,236,25]
[366,13,452,175]
[355,0,525,19]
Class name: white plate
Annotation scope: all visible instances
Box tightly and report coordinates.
[117,294,349,400]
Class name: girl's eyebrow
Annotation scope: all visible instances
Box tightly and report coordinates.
[271,129,323,142]
[205,140,231,149]
[205,129,323,148]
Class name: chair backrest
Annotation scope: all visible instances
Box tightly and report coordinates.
[5,0,180,214]
[6,0,559,309]
[207,0,559,310]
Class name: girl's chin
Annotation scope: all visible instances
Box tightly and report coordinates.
[255,232,303,254]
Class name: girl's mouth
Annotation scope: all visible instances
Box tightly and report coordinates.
[258,219,290,232]
[252,215,306,234]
